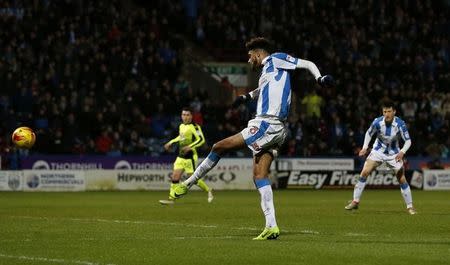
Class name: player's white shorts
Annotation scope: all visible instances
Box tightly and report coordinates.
[240,117,287,156]
[367,150,403,171]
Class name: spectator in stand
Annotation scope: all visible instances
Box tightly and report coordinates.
[0,0,448,169]
[301,89,324,119]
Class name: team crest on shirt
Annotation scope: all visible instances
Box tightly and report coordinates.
[404,131,410,139]
[251,143,261,151]
[286,55,296,63]
[249,126,259,135]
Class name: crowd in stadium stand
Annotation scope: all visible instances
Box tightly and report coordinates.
[0,0,190,165]
[0,0,449,168]
[192,0,449,158]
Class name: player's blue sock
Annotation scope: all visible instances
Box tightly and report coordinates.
[255,178,277,228]
[400,182,413,208]
[353,176,367,202]
[184,152,221,187]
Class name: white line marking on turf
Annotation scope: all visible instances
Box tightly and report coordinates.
[0,239,32,242]
[8,215,217,228]
[0,253,117,265]
[7,215,321,235]
[174,236,237,240]
[345,232,371,237]
[235,227,260,231]
[300,230,320,235]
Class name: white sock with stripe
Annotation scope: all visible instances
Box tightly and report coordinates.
[353,177,367,203]
[183,152,220,187]
[255,178,277,228]
[400,182,413,208]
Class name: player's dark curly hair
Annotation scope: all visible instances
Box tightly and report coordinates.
[245,37,273,53]
[182,106,193,113]
[381,99,396,110]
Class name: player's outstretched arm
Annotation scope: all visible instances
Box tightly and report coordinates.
[231,88,260,108]
[296,59,334,88]
[317,75,335,88]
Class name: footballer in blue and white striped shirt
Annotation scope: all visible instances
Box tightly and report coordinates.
[345,100,417,215]
[174,37,334,239]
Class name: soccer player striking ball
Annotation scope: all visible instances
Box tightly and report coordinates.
[345,100,417,215]
[159,107,213,205]
[174,37,334,239]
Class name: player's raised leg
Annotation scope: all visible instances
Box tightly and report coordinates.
[252,152,279,240]
[345,159,380,210]
[187,158,214,203]
[174,133,246,198]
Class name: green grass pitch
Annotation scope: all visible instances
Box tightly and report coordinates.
[0,190,449,265]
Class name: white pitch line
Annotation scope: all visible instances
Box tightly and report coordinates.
[0,239,32,242]
[300,230,320,235]
[344,232,371,237]
[174,235,237,240]
[0,253,117,265]
[8,215,217,229]
[6,215,322,235]
[235,227,260,231]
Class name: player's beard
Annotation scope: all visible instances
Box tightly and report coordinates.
[250,60,261,70]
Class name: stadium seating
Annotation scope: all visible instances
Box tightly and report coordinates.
[0,0,448,169]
